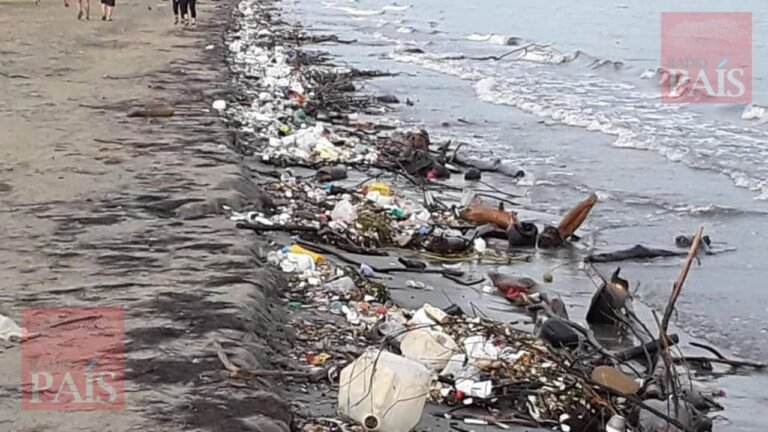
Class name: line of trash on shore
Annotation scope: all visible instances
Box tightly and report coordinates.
[211,2,768,432]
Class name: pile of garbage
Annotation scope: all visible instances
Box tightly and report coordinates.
[231,171,526,265]
[235,187,731,432]
[260,235,729,432]
[220,5,766,432]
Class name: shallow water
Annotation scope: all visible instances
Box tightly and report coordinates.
[277,1,768,429]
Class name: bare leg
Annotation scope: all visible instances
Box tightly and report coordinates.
[84,0,90,19]
[106,5,113,20]
[77,0,84,19]
[101,3,106,19]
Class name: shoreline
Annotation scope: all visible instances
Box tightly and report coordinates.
[222,2,768,432]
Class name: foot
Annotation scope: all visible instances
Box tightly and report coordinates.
[86,14,90,19]
[174,16,179,25]
[190,18,196,26]
[107,16,112,21]
[101,15,106,20]
[77,10,83,19]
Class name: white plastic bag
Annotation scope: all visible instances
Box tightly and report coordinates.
[0,314,23,341]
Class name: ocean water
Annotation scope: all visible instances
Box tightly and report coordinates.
[278,1,768,428]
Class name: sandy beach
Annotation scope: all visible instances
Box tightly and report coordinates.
[1,0,296,430]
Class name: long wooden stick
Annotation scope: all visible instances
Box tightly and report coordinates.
[22,314,103,342]
[656,227,703,416]
[660,226,704,335]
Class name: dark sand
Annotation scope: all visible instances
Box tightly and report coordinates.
[0,0,297,430]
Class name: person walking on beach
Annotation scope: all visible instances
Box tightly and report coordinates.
[179,0,196,26]
[100,0,115,21]
[76,0,90,20]
[171,0,181,24]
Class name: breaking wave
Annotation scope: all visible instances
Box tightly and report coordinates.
[466,33,524,46]
[742,104,768,122]
[331,6,385,16]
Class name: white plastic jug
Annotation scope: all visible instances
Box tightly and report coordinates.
[338,349,431,432]
[399,329,458,371]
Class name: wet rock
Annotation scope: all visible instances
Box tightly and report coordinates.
[376,95,399,104]
[507,221,538,247]
[464,168,481,181]
[536,225,564,248]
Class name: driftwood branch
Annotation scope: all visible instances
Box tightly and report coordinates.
[22,314,103,342]
[236,222,319,233]
[673,356,766,370]
[661,226,704,335]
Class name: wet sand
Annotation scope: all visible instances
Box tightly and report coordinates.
[1,1,296,430]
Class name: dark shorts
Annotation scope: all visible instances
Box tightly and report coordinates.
[101,0,115,6]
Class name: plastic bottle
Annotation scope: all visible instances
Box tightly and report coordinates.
[338,349,431,432]
[399,329,458,371]
[289,245,326,265]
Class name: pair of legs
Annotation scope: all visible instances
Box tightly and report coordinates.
[100,0,114,20]
[76,0,90,19]
[178,0,196,25]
